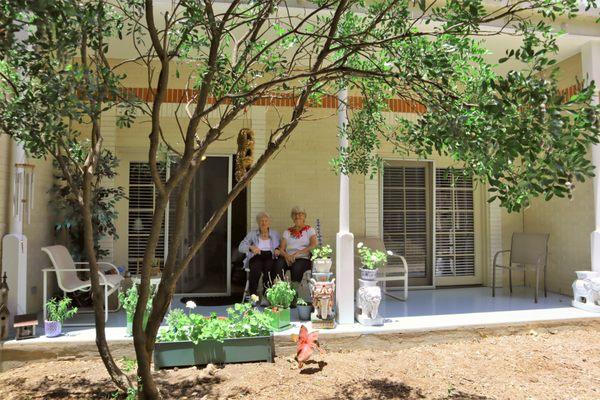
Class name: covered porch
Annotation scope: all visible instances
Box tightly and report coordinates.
[6,286,597,345]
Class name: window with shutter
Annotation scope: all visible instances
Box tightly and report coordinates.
[382,163,432,286]
[435,169,475,277]
[128,162,166,274]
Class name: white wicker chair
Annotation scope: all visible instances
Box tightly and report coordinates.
[42,245,124,325]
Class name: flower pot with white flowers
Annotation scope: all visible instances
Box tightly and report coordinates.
[45,297,78,337]
[357,242,392,281]
[311,244,333,273]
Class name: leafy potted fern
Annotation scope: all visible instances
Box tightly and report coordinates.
[311,244,333,273]
[119,284,153,336]
[154,302,274,369]
[45,297,78,337]
[264,280,295,331]
[357,242,392,280]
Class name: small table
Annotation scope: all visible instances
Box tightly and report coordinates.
[130,275,162,287]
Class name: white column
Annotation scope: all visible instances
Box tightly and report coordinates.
[582,41,600,272]
[335,88,354,324]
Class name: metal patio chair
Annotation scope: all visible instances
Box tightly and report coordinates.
[492,232,549,303]
[355,236,409,301]
[42,245,124,325]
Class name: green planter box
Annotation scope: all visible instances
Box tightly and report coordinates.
[265,307,291,331]
[153,335,274,370]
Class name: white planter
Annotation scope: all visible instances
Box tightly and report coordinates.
[313,259,332,273]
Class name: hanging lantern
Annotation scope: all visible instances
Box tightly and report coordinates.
[12,163,35,224]
[235,128,255,182]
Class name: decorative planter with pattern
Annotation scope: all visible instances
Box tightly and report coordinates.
[360,267,379,281]
[44,320,62,337]
[153,335,274,370]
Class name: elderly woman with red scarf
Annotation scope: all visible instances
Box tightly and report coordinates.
[274,206,317,293]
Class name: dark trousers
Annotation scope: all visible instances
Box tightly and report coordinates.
[249,251,275,295]
[274,257,312,282]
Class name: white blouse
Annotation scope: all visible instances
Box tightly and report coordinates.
[283,226,316,259]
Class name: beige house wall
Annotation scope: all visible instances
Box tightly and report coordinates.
[0,134,55,312]
[22,156,55,313]
[523,53,590,295]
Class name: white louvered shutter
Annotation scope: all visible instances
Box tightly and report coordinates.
[435,169,475,277]
[383,166,429,280]
[128,162,166,274]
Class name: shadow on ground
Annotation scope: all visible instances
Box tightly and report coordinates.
[324,378,492,400]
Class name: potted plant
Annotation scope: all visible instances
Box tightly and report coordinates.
[296,298,312,321]
[311,244,333,273]
[119,284,153,336]
[154,302,274,369]
[357,242,392,280]
[264,280,295,331]
[45,297,78,337]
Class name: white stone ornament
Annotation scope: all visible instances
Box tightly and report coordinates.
[355,279,383,326]
[572,271,600,312]
[358,286,381,320]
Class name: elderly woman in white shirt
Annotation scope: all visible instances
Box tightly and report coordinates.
[275,206,317,287]
[238,211,281,304]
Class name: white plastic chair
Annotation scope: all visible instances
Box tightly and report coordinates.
[42,245,123,325]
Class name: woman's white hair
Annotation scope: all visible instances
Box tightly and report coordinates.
[290,206,306,218]
[255,211,271,224]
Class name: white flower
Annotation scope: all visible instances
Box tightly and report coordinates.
[371,255,378,261]
[387,250,393,256]
[250,294,259,303]
[357,242,364,248]
[185,300,197,309]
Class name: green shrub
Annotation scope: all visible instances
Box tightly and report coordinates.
[118,284,153,316]
[265,280,295,309]
[46,297,78,323]
[311,244,332,261]
[158,302,272,344]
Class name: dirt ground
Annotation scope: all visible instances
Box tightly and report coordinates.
[1,321,599,400]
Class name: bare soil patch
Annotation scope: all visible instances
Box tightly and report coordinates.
[1,321,599,399]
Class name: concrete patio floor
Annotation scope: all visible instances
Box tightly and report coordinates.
[3,286,599,345]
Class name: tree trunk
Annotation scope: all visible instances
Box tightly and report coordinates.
[134,192,169,399]
[81,169,132,392]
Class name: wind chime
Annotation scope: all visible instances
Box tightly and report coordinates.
[12,163,35,224]
[235,107,255,183]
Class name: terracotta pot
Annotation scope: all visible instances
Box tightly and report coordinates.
[45,320,62,338]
